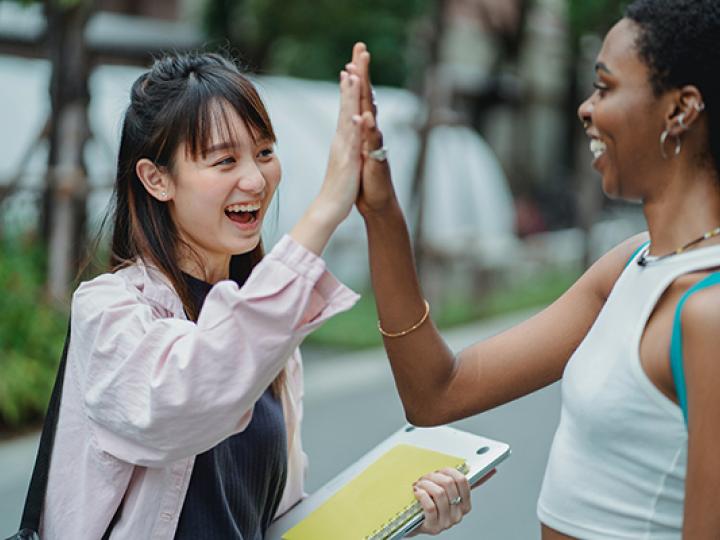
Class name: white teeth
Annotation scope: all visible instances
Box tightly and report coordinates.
[590,138,607,159]
[226,202,261,213]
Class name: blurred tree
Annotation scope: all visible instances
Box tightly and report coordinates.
[567,0,627,43]
[43,0,93,302]
[203,0,431,87]
[564,0,627,267]
[0,0,93,301]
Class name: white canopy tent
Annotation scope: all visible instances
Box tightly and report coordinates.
[0,58,518,287]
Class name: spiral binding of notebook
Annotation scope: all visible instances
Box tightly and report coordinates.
[365,462,470,540]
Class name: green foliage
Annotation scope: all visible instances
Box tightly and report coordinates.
[567,0,629,42]
[204,0,431,87]
[305,267,580,350]
[0,236,67,432]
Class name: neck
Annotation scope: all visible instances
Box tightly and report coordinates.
[642,161,720,255]
[179,252,230,284]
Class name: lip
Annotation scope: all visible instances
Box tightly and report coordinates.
[224,198,265,233]
[228,216,261,232]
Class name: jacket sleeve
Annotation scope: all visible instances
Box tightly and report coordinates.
[71,235,359,467]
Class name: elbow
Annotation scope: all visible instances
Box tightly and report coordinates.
[403,403,448,428]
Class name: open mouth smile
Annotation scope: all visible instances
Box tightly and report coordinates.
[590,138,607,160]
[224,202,262,225]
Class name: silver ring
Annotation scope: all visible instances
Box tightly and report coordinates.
[449,496,462,506]
[368,146,388,162]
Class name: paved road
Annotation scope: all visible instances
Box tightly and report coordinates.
[0,308,559,539]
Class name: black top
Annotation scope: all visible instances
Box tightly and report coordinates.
[174,273,288,540]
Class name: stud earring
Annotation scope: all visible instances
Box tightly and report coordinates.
[694,101,706,112]
[677,113,687,130]
[161,191,167,199]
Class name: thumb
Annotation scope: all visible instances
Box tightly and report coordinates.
[362,110,384,155]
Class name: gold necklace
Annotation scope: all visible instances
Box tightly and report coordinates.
[638,226,720,266]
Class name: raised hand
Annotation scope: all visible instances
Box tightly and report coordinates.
[316,67,366,225]
[345,43,399,217]
[290,63,366,254]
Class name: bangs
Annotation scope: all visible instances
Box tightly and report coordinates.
[155,68,276,165]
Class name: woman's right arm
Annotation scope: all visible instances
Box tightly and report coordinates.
[73,238,357,467]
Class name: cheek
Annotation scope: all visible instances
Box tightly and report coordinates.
[265,161,282,193]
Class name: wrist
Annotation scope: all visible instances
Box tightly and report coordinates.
[308,196,346,232]
[361,198,404,226]
[289,200,341,256]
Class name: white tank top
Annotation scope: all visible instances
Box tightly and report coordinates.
[537,241,720,539]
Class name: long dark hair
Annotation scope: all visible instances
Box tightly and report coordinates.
[109,52,285,393]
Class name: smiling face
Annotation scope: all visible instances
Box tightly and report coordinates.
[165,102,281,281]
[578,18,672,200]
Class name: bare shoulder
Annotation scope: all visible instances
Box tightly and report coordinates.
[578,231,650,301]
[680,281,720,346]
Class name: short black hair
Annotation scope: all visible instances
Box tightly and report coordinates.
[625,0,720,174]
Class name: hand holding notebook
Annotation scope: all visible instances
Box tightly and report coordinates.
[267,425,511,540]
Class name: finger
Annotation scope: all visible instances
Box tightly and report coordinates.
[412,486,440,533]
[337,71,361,130]
[361,111,383,150]
[358,51,375,116]
[347,51,374,118]
[421,472,464,524]
[351,41,366,68]
[439,467,472,515]
[415,478,452,529]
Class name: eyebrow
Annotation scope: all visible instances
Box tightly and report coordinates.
[204,142,235,155]
[595,62,612,75]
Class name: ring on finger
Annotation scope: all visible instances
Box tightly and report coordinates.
[449,496,462,506]
[368,146,388,162]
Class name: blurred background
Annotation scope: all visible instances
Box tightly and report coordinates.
[0,0,642,538]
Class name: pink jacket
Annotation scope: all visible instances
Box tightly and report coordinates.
[40,235,359,539]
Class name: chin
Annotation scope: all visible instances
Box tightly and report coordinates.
[230,237,262,256]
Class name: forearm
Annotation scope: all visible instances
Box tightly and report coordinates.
[290,199,343,256]
[363,202,458,425]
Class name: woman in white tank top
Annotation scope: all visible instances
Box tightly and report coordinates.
[349,0,720,537]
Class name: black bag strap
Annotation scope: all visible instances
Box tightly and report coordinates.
[17,319,72,534]
[7,317,124,540]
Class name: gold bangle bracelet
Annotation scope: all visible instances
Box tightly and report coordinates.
[377,300,430,338]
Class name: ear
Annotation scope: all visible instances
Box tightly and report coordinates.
[665,85,705,137]
[136,158,173,202]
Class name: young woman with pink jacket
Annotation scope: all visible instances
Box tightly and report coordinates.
[39,51,470,539]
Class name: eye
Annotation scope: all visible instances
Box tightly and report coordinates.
[257,147,275,160]
[593,81,609,96]
[213,156,236,167]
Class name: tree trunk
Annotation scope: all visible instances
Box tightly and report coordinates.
[43,0,93,302]
[409,0,448,277]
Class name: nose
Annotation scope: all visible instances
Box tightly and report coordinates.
[578,94,594,127]
[236,161,266,194]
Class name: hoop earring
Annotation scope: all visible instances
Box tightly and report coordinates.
[660,129,683,159]
[660,129,670,159]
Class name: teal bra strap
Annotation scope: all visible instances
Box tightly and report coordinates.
[626,240,650,268]
[670,271,720,425]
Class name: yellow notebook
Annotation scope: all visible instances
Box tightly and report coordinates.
[282,444,468,540]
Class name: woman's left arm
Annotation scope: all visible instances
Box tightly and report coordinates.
[679,286,720,538]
